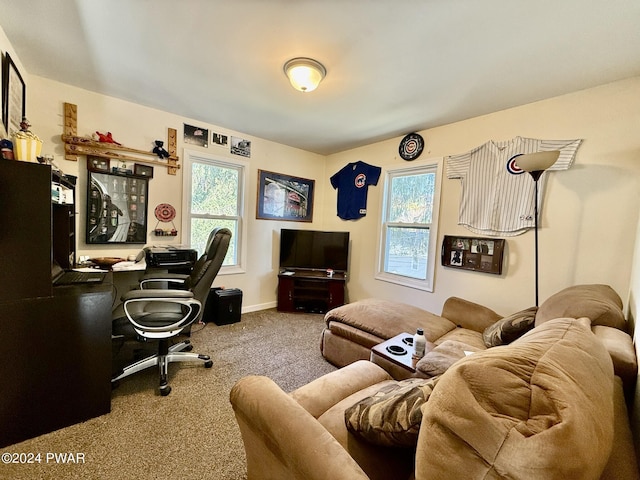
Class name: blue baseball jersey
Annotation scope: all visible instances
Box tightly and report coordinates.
[330,161,382,220]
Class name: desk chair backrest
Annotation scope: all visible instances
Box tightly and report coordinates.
[185,227,232,313]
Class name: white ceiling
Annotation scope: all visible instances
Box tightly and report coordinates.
[1,0,639,155]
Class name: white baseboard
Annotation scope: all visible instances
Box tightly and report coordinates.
[241,301,277,314]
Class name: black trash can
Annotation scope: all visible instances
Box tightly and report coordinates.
[204,288,242,325]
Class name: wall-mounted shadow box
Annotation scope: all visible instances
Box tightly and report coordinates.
[441,235,505,275]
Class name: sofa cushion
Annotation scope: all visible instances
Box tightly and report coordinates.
[482,306,537,347]
[536,284,625,330]
[344,376,440,448]
[325,298,456,342]
[435,327,486,349]
[415,340,482,377]
[418,318,615,480]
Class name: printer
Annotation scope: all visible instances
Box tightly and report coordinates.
[144,246,198,269]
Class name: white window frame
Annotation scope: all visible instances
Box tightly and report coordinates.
[375,157,443,292]
[182,149,247,275]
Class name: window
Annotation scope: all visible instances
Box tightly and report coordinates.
[182,150,246,273]
[376,159,442,291]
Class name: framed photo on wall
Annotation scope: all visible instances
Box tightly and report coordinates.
[87,156,110,172]
[0,51,5,138]
[134,163,154,178]
[183,123,208,147]
[86,171,149,244]
[2,53,25,134]
[256,169,314,222]
[441,235,505,275]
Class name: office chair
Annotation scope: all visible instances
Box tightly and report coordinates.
[112,227,232,396]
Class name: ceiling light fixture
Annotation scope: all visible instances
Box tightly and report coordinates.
[283,57,326,93]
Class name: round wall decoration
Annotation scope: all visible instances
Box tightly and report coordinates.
[154,203,176,223]
[399,133,424,161]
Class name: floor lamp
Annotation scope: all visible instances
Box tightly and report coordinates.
[516,151,560,307]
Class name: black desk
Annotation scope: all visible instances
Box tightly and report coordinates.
[0,276,113,448]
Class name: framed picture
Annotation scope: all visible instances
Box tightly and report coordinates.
[257,169,314,222]
[2,53,25,134]
[87,155,110,172]
[134,163,154,178]
[183,123,208,147]
[211,131,228,148]
[231,136,251,157]
[0,51,5,139]
[441,235,505,275]
[86,171,149,244]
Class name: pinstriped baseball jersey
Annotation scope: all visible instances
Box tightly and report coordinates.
[446,136,582,236]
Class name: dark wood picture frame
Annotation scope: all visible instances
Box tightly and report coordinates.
[134,163,154,178]
[441,235,505,275]
[183,123,208,147]
[86,171,149,244]
[2,53,25,134]
[0,51,4,138]
[256,169,314,222]
[87,155,110,172]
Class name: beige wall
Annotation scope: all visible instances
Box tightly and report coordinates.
[4,18,640,451]
[1,25,329,315]
[25,75,328,312]
[629,191,640,458]
[326,77,640,316]
[2,25,639,318]
[0,23,328,313]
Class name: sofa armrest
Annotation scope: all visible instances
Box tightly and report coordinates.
[441,297,502,333]
[600,376,640,480]
[592,325,638,389]
[290,360,392,418]
[230,375,370,480]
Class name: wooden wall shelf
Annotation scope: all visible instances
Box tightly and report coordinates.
[61,102,179,175]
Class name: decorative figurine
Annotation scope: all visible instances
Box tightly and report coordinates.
[152,140,170,159]
[19,117,31,131]
[95,131,121,145]
[13,117,42,162]
[0,138,14,160]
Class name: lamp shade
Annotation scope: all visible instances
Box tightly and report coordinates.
[283,58,326,92]
[515,151,560,173]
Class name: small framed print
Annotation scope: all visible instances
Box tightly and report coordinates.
[184,123,208,147]
[87,156,110,172]
[2,53,25,135]
[134,163,154,178]
[441,235,505,275]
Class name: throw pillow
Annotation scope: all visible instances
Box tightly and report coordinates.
[483,306,538,347]
[415,340,482,377]
[344,376,439,448]
[535,284,625,329]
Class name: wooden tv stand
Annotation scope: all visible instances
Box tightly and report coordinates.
[277,270,346,313]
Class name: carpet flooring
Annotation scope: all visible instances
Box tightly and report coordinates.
[2,309,337,480]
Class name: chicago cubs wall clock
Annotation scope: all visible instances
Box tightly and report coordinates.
[399,133,424,161]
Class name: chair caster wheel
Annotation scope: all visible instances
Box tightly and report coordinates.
[160,385,172,396]
[204,360,213,368]
[183,344,193,352]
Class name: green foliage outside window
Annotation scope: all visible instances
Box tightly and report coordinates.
[384,171,436,280]
[190,161,240,265]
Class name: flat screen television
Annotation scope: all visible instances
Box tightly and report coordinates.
[279,229,350,272]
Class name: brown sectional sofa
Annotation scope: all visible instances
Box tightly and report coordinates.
[321,284,638,394]
[231,317,639,479]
